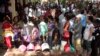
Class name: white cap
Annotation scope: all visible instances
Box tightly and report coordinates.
[41,43,50,51]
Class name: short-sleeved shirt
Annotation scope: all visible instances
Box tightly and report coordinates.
[84,23,94,41]
[39,21,48,36]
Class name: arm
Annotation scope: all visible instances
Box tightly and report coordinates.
[63,22,70,31]
[88,26,94,40]
[75,24,82,33]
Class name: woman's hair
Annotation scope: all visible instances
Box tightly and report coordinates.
[52,28,60,41]
[80,9,85,14]
[64,12,71,21]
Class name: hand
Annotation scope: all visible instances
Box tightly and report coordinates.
[53,39,57,44]
[53,40,56,44]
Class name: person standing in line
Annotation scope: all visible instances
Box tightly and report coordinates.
[83,16,94,56]
[58,11,66,37]
[47,16,55,49]
[12,17,21,48]
[63,12,71,45]
[39,17,48,43]
[2,15,14,50]
[52,22,61,51]
[73,17,82,56]
[76,9,87,49]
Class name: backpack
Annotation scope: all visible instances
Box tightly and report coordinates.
[63,31,70,39]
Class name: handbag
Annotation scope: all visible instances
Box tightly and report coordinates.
[63,22,70,40]
[64,43,70,53]
[63,31,70,39]
[64,43,75,53]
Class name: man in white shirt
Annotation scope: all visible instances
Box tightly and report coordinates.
[83,16,94,56]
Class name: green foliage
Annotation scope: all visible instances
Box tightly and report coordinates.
[60,0,66,4]
[76,2,84,9]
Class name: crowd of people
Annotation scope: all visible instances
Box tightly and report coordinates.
[2,1,100,56]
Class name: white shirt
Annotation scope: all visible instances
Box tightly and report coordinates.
[69,19,74,31]
[84,23,94,41]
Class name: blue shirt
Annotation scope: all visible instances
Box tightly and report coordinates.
[81,14,86,27]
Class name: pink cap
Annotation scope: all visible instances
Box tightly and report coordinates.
[18,44,26,52]
[27,43,34,51]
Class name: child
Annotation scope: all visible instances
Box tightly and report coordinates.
[2,15,14,49]
[39,18,48,43]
